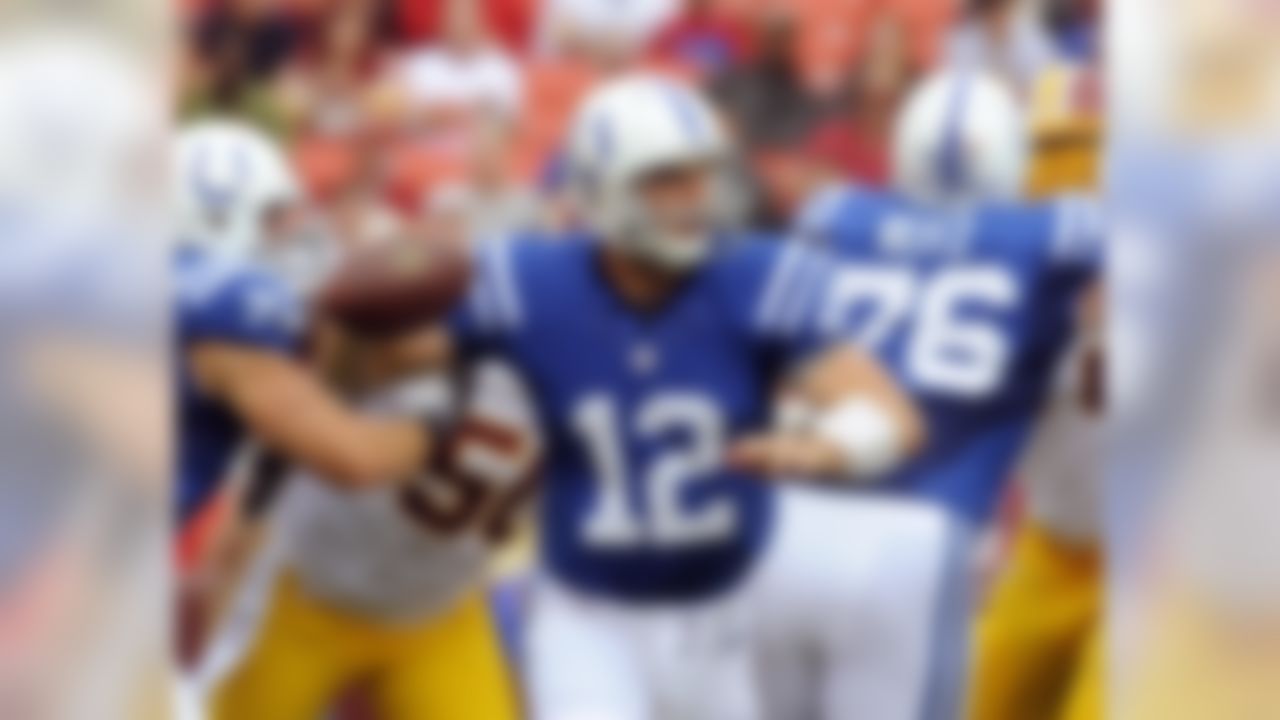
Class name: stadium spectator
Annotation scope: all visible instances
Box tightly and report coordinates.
[413,119,542,242]
[191,0,307,82]
[538,0,679,69]
[461,120,543,239]
[392,0,535,50]
[947,0,1058,93]
[184,0,312,130]
[418,181,476,246]
[393,0,523,124]
[650,0,751,75]
[277,0,385,138]
[710,5,826,149]
[329,168,404,249]
[1044,0,1099,61]
[802,13,919,187]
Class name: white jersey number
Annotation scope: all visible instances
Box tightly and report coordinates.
[573,392,734,550]
[824,265,1019,398]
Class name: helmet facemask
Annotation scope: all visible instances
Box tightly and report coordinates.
[586,156,744,272]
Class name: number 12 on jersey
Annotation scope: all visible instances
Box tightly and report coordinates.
[572,391,736,550]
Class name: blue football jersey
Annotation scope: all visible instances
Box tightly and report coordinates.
[452,234,835,600]
[796,185,1102,525]
[175,246,304,524]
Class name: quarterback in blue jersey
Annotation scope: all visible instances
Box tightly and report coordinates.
[795,70,1103,527]
[174,121,441,527]
[448,75,964,720]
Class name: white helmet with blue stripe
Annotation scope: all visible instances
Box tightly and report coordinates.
[174,119,301,258]
[893,69,1028,204]
[567,74,738,270]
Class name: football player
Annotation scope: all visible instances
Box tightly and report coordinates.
[179,121,533,720]
[795,68,1105,720]
[971,64,1107,720]
[444,75,966,720]
[795,68,1103,529]
[174,120,446,528]
[201,359,529,720]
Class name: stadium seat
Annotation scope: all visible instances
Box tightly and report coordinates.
[515,60,600,182]
[641,55,707,86]
[783,0,956,88]
[382,138,469,212]
[291,136,360,202]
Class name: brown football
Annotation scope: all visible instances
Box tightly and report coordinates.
[317,236,471,337]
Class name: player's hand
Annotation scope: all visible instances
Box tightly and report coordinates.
[450,415,540,494]
[725,433,848,479]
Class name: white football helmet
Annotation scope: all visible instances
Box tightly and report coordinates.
[174,120,302,257]
[566,74,739,270]
[174,120,335,291]
[892,69,1028,204]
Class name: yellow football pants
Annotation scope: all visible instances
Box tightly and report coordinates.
[211,573,520,720]
[969,522,1103,720]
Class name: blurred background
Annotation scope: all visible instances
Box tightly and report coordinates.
[176,0,1099,249]
[14,0,1280,718]
[173,0,1103,718]
[0,0,1108,718]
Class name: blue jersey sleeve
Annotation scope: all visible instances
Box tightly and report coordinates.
[178,256,303,353]
[793,184,865,251]
[726,237,844,362]
[449,238,527,350]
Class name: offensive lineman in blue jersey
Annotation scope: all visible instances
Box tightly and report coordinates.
[448,76,966,720]
[795,70,1103,528]
[174,121,441,527]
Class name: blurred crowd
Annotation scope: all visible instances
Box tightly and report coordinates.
[180,0,1100,247]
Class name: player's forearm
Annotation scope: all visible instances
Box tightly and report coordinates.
[331,416,434,487]
[243,401,432,489]
[729,346,925,480]
[195,343,435,488]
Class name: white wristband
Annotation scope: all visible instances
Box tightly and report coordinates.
[814,398,905,479]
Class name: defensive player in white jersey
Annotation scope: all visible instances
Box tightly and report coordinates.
[202,362,530,720]
[440,75,968,720]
